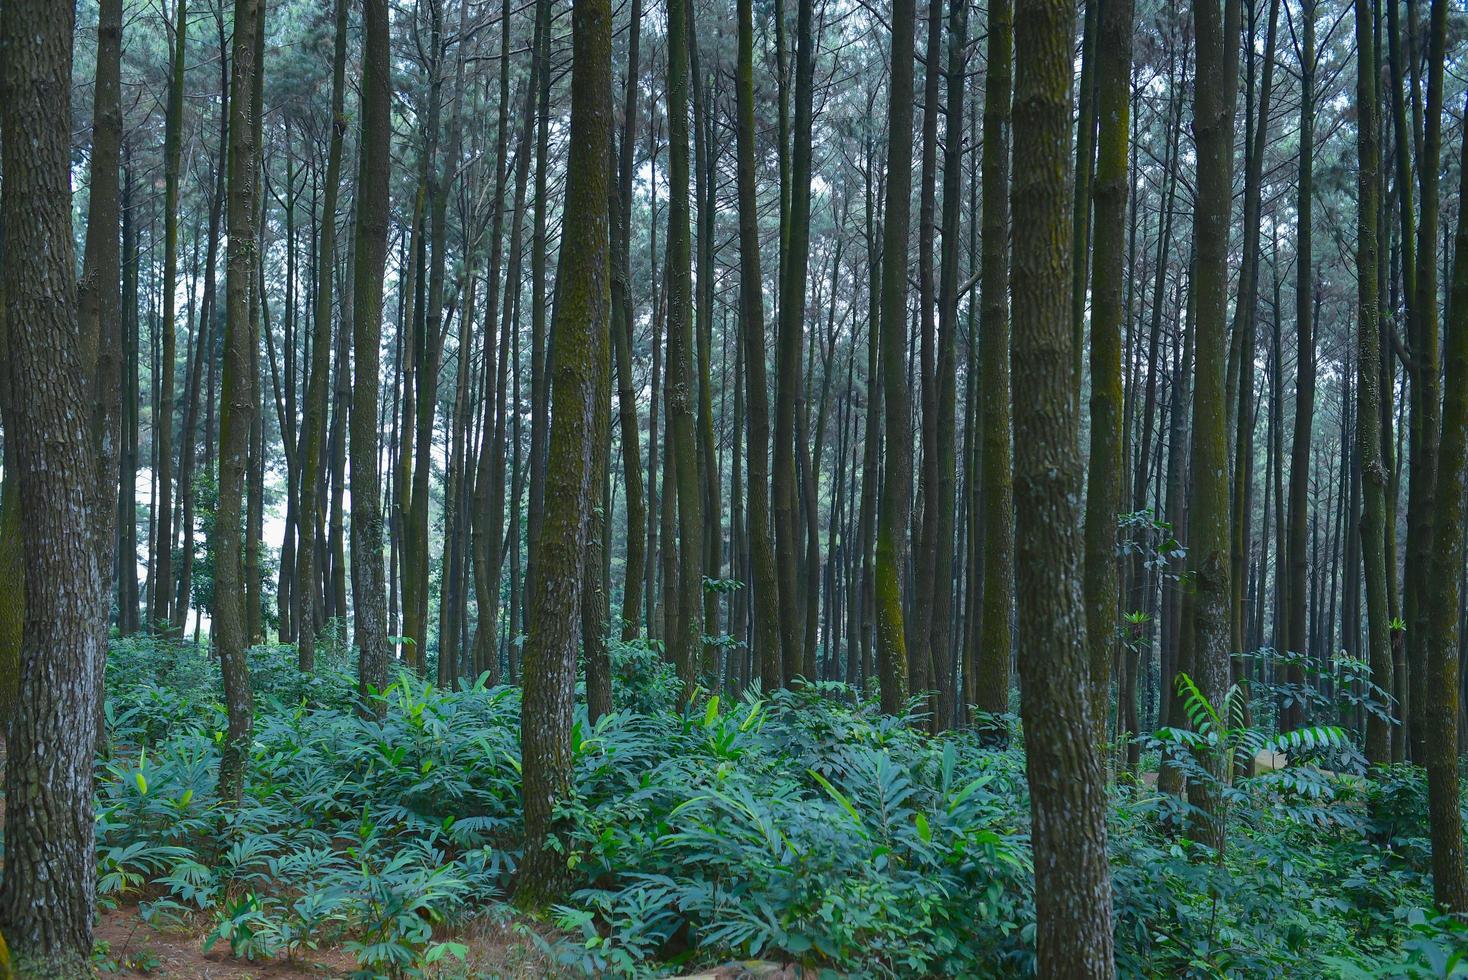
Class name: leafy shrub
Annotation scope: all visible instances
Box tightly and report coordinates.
[95,637,1453,978]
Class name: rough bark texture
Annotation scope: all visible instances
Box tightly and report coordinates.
[875,0,915,715]
[1186,0,1240,847]
[1082,0,1134,743]
[735,0,784,693]
[665,0,703,696]
[516,0,611,907]
[352,0,394,708]
[773,0,816,686]
[296,0,348,672]
[1423,87,1468,916]
[215,0,263,805]
[1010,0,1116,968]
[0,0,104,969]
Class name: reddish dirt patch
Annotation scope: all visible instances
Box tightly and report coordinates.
[93,904,565,978]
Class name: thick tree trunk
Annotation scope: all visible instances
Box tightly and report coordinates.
[516,0,611,907]
[1423,86,1468,917]
[1185,0,1241,847]
[1010,0,1116,966]
[0,1,104,968]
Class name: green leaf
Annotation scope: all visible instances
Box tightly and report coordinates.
[915,811,932,843]
[808,769,866,836]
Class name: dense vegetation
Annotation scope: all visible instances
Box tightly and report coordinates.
[94,636,1464,977]
[4,0,1468,971]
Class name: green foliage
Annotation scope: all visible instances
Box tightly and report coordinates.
[98,639,1454,977]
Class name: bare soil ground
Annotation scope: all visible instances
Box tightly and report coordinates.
[93,904,564,979]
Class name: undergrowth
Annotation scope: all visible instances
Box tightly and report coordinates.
[91,635,1462,978]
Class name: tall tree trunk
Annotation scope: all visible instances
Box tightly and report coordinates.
[150,0,189,632]
[772,0,816,685]
[1082,0,1134,745]
[665,0,703,696]
[1284,0,1315,733]
[1010,0,1116,966]
[0,0,104,968]
[79,0,125,737]
[516,0,611,906]
[613,0,645,640]
[910,0,943,709]
[214,0,263,804]
[352,0,394,709]
[1405,0,1447,764]
[735,0,784,692]
[1186,0,1240,847]
[928,0,967,732]
[875,0,915,715]
[1423,85,1468,917]
[975,0,1013,727]
[1354,0,1393,768]
[296,0,348,671]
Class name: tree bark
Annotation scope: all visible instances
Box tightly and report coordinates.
[1010,0,1116,966]
[0,0,104,968]
[516,0,611,906]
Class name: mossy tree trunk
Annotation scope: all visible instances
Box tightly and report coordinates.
[1082,0,1134,747]
[874,0,915,715]
[516,0,612,907]
[1424,84,1468,918]
[1010,0,1116,966]
[1185,0,1241,847]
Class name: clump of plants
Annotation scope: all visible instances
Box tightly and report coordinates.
[96,637,1451,977]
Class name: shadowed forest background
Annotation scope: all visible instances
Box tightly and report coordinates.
[3,0,1468,973]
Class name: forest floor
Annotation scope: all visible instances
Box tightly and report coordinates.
[93,902,564,978]
[93,903,802,978]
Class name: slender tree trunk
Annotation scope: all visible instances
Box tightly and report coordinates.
[928,0,967,732]
[613,0,645,640]
[150,0,189,632]
[214,0,264,804]
[295,0,348,671]
[1186,0,1240,846]
[665,0,703,695]
[1284,0,1315,733]
[975,0,1014,726]
[1082,0,1134,746]
[875,0,916,715]
[352,0,394,709]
